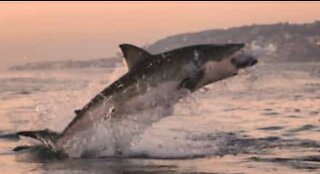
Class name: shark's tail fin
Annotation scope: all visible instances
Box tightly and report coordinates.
[10,130,67,160]
[12,145,31,152]
[16,129,60,152]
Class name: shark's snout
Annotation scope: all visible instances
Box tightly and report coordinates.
[231,55,258,69]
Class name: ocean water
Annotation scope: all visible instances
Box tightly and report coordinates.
[0,62,319,174]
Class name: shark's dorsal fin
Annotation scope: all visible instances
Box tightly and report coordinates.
[119,44,151,70]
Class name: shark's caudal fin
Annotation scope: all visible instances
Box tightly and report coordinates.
[13,144,67,161]
[15,129,60,152]
[9,130,67,160]
[0,129,60,152]
[119,43,151,70]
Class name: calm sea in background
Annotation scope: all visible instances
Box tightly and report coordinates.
[0,61,319,174]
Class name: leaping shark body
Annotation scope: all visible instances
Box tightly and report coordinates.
[13,43,257,158]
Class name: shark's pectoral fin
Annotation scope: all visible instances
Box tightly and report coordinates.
[179,70,205,92]
[179,78,197,91]
[119,43,152,70]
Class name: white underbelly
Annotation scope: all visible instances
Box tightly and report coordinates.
[59,81,190,157]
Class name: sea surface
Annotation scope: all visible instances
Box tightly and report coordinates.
[0,62,319,174]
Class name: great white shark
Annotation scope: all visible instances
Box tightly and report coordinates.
[13,43,257,158]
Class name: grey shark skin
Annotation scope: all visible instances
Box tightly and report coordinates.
[16,43,257,157]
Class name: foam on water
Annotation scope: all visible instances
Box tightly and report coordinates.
[59,85,193,157]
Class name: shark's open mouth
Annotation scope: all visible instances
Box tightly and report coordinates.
[232,56,258,69]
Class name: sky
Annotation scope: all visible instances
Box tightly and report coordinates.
[0,2,320,69]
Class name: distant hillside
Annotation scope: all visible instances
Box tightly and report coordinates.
[9,57,122,71]
[147,21,320,62]
[9,21,320,71]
